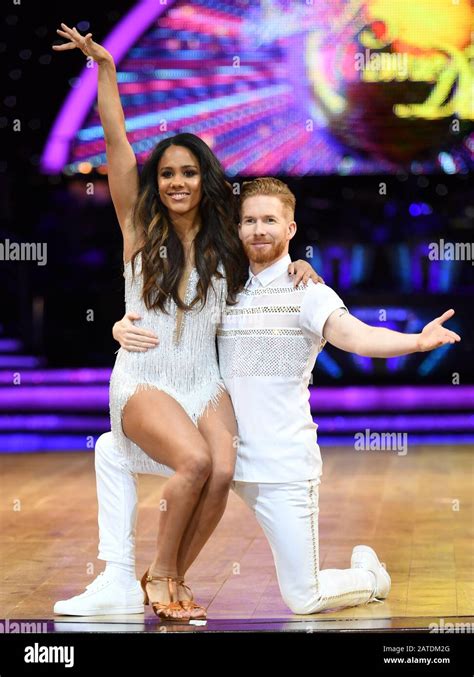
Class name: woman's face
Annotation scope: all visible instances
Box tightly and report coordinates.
[157,145,202,216]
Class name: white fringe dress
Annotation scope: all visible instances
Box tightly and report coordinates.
[109,252,228,474]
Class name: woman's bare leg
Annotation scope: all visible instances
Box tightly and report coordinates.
[122,388,212,609]
[176,390,237,586]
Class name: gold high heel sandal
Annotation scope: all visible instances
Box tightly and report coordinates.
[176,576,207,620]
[140,570,191,623]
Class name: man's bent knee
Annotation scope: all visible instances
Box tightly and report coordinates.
[95,432,117,466]
[280,584,323,615]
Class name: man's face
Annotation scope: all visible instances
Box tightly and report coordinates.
[238,195,296,266]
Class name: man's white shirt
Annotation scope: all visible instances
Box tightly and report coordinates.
[217,253,347,483]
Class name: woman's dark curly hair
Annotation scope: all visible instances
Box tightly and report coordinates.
[130,133,247,313]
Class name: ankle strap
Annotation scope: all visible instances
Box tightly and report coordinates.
[145,573,178,583]
[144,572,180,603]
[172,576,194,599]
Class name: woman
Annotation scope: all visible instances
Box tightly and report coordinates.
[53,24,320,622]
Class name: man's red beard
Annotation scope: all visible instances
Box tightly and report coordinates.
[243,238,287,264]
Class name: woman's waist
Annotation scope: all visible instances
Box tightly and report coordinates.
[123,309,217,336]
[113,346,220,375]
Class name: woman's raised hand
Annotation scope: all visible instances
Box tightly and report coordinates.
[52,23,112,64]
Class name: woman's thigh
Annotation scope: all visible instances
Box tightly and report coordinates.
[122,388,210,471]
[197,389,238,479]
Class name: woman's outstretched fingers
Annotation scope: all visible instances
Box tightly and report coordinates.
[53,23,109,62]
[60,23,76,38]
[53,23,78,50]
[52,41,76,51]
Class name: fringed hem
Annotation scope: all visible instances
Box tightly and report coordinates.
[110,376,228,475]
[118,376,227,425]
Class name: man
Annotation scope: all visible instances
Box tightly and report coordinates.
[54,178,460,616]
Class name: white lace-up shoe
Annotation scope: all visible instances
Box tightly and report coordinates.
[53,571,145,616]
[351,545,391,601]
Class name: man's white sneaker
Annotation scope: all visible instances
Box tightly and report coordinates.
[53,571,145,616]
[351,545,391,601]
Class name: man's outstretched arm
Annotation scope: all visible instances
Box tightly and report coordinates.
[323,308,461,358]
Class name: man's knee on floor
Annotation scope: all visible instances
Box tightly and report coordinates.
[282,586,322,615]
[286,597,323,615]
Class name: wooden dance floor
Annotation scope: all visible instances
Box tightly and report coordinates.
[1,445,472,632]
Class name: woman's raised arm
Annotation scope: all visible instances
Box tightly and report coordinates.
[53,23,140,259]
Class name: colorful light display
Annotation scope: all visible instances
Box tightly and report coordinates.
[41,0,474,175]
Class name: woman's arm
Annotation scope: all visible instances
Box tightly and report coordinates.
[97,56,140,260]
[53,23,140,260]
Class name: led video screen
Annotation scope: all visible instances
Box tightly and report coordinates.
[42,0,474,176]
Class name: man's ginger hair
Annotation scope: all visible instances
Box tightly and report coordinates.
[240,177,296,221]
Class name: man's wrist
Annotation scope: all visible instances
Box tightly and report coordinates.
[415,333,424,352]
